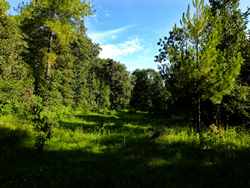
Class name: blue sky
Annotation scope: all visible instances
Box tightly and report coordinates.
[8,0,250,72]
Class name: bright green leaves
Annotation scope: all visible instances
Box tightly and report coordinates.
[156,0,246,126]
[45,20,75,48]
[179,0,242,105]
[19,0,91,101]
[0,0,32,116]
[207,51,243,105]
[0,0,9,15]
[55,0,91,19]
[42,51,57,66]
[31,0,91,20]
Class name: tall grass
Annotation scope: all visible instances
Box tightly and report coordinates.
[1,112,250,188]
[1,113,250,152]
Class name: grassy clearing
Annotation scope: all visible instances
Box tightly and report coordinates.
[1,112,250,188]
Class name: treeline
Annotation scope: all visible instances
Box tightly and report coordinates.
[0,0,134,149]
[0,0,250,149]
[0,0,133,113]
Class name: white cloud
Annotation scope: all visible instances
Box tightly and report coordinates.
[88,25,134,42]
[99,38,143,59]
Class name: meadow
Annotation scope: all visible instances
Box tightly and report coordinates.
[1,111,250,188]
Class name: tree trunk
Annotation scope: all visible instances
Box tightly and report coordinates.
[195,36,201,133]
[34,61,41,96]
[197,96,201,133]
[44,32,53,103]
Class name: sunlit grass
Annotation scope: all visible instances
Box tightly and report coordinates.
[1,112,250,188]
[1,113,250,153]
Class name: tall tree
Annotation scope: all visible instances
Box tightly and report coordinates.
[156,0,243,130]
[208,0,250,125]
[20,0,91,105]
[0,0,32,115]
[71,33,100,109]
[18,0,91,151]
[102,59,132,110]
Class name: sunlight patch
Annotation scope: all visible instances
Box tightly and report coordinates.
[148,158,170,167]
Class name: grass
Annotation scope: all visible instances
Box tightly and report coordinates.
[1,111,250,188]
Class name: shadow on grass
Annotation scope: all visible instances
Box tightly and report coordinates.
[0,127,30,149]
[59,120,146,135]
[59,111,154,133]
[60,111,176,134]
[75,111,188,128]
[1,124,250,188]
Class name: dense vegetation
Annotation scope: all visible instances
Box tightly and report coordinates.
[0,0,250,187]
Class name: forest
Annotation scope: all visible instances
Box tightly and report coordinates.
[0,0,250,187]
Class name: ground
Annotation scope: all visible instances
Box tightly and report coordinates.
[0,111,250,188]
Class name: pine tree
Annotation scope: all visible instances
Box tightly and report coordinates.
[208,0,250,125]
[156,0,243,130]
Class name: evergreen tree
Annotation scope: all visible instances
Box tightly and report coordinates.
[209,0,249,125]
[156,0,243,130]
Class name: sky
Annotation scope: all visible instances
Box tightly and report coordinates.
[7,0,250,72]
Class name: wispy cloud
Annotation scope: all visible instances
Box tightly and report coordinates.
[88,25,134,42]
[99,38,143,59]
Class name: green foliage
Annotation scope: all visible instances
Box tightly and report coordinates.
[221,85,250,125]
[71,36,101,110]
[156,0,245,127]
[240,34,250,85]
[208,0,250,125]
[0,0,9,14]
[19,0,91,102]
[0,0,33,116]
[130,69,169,112]
[0,0,250,186]
[1,112,250,187]
[100,59,132,110]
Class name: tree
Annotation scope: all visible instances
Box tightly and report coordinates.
[20,0,91,104]
[240,33,250,85]
[101,59,132,110]
[130,69,168,113]
[156,0,243,131]
[71,35,100,109]
[208,0,249,126]
[0,0,32,115]
[19,0,91,151]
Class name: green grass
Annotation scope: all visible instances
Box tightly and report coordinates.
[1,112,250,188]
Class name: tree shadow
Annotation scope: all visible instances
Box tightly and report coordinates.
[0,126,30,149]
[60,112,153,133]
[60,111,189,136]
